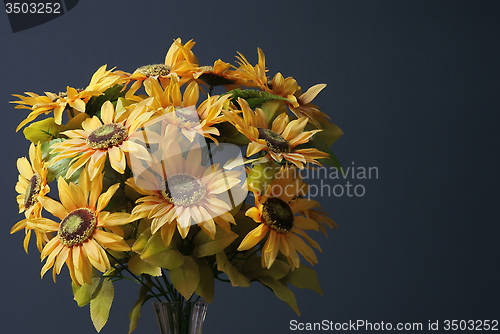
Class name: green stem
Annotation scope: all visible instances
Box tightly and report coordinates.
[105,250,162,302]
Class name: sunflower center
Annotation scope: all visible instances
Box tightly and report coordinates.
[161,173,206,206]
[58,208,97,247]
[175,106,200,123]
[24,173,41,209]
[258,128,290,153]
[135,64,171,77]
[262,197,294,233]
[86,123,128,149]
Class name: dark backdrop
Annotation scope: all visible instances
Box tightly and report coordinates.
[1,1,499,333]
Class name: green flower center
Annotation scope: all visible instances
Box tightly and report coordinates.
[262,197,294,233]
[135,64,171,77]
[58,208,97,247]
[24,173,41,209]
[161,173,206,207]
[86,123,128,149]
[258,128,290,153]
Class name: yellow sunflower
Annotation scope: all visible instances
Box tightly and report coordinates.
[124,38,198,101]
[126,136,242,247]
[224,98,329,169]
[232,49,329,127]
[232,48,268,89]
[11,143,51,252]
[193,59,244,92]
[238,167,324,269]
[49,100,154,180]
[25,169,130,286]
[13,65,125,130]
[288,83,330,128]
[140,77,230,142]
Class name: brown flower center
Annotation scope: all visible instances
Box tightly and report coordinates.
[135,64,171,77]
[86,123,128,149]
[161,173,206,206]
[58,208,97,247]
[258,128,290,153]
[24,173,41,209]
[262,197,294,233]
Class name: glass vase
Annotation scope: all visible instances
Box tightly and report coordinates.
[153,301,208,334]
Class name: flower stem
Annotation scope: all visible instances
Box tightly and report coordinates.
[105,250,162,302]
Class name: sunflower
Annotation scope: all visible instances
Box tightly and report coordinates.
[288,83,330,128]
[232,49,329,127]
[238,167,324,269]
[140,77,230,142]
[13,65,125,130]
[24,169,130,286]
[11,143,51,252]
[49,100,155,180]
[223,98,329,169]
[232,48,268,89]
[124,38,199,101]
[193,59,244,92]
[126,135,242,247]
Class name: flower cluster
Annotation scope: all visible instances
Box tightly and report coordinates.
[11,38,342,333]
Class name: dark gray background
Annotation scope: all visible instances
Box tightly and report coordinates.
[1,1,499,333]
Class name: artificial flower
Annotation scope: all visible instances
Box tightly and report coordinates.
[49,100,154,180]
[238,167,323,269]
[224,98,329,168]
[11,143,51,252]
[25,169,130,286]
[13,65,125,130]
[126,135,242,246]
[124,38,198,100]
[140,77,230,142]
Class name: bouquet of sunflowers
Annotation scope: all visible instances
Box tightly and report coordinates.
[11,38,343,333]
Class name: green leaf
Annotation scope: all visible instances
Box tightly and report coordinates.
[131,227,152,254]
[242,258,290,280]
[215,122,250,146]
[284,265,323,295]
[90,278,115,332]
[128,284,151,333]
[23,117,62,143]
[42,139,82,183]
[301,119,344,169]
[246,160,280,194]
[258,276,300,315]
[61,112,90,131]
[85,84,125,117]
[169,256,200,300]
[140,232,185,270]
[225,89,292,109]
[71,277,100,307]
[193,257,215,303]
[128,253,162,276]
[259,100,288,125]
[216,251,251,287]
[115,97,135,119]
[310,119,343,147]
[193,227,239,257]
